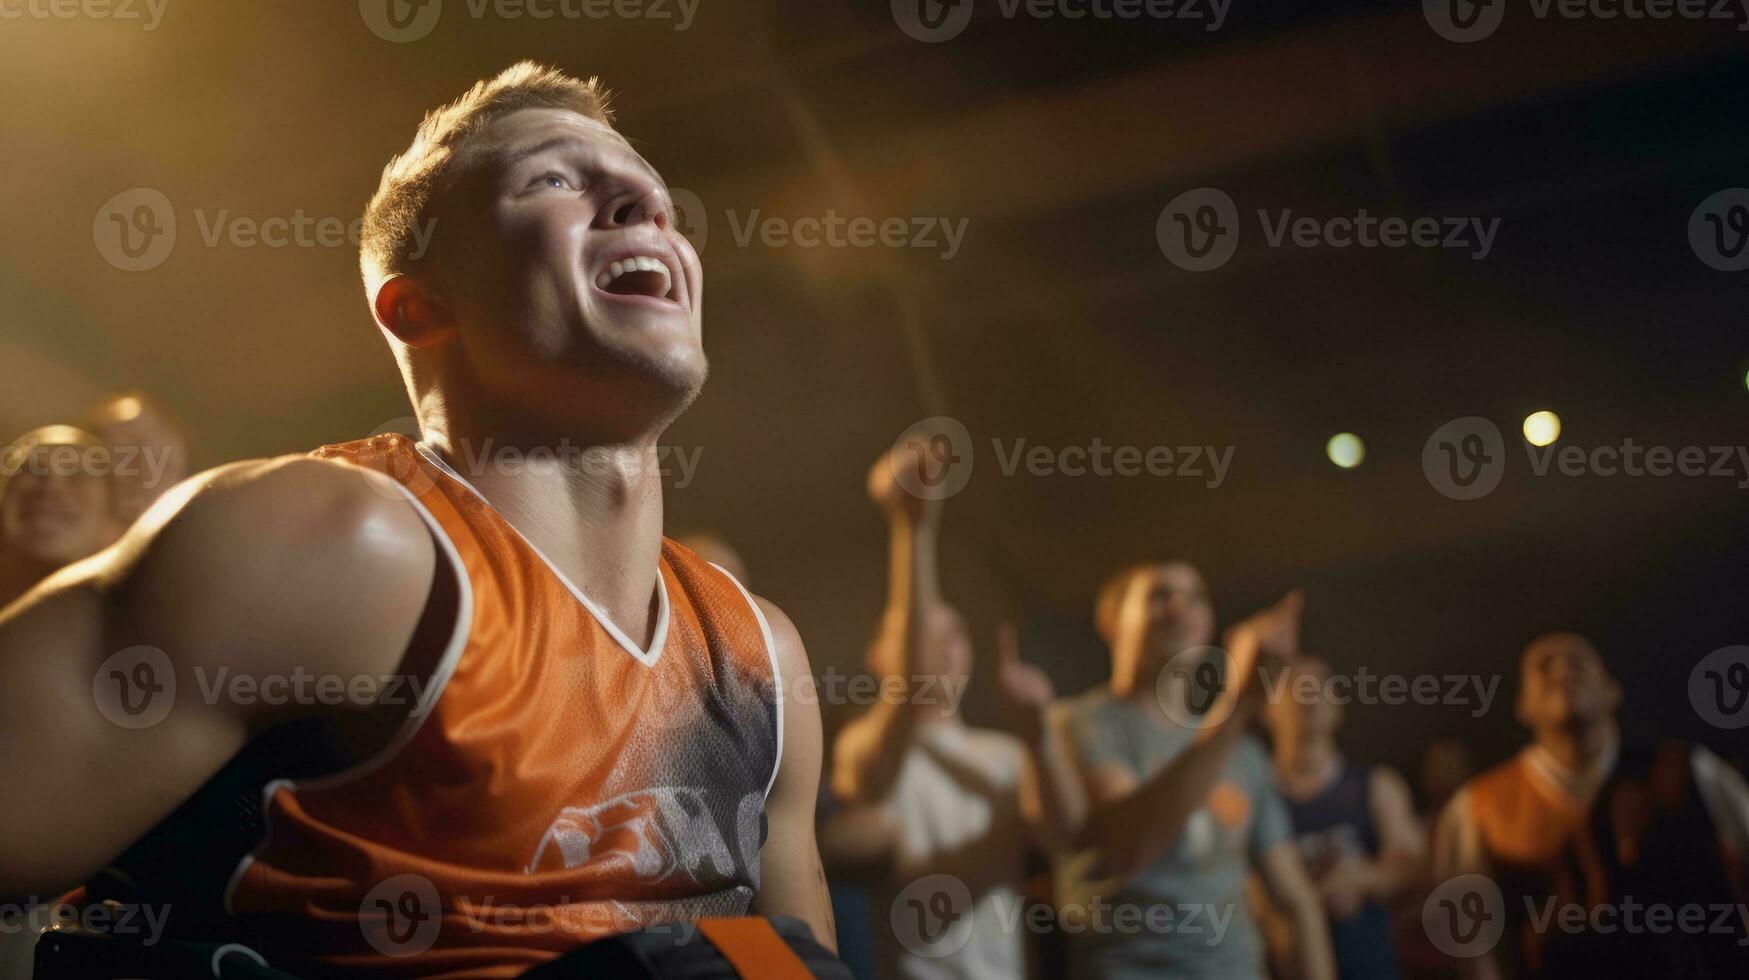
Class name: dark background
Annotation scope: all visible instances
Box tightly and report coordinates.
[3,0,1746,784]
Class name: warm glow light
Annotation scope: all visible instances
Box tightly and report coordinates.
[1326,432,1365,469]
[112,395,144,423]
[1523,410,1561,447]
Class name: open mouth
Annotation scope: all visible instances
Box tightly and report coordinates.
[593,252,679,304]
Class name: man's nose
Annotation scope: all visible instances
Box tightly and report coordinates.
[595,179,671,232]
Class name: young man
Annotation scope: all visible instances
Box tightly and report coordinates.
[0,63,833,976]
[822,445,1076,980]
[0,425,121,608]
[1050,563,1335,980]
[1263,656,1424,980]
[1433,631,1749,980]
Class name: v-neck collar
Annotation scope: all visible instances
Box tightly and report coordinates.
[413,441,669,667]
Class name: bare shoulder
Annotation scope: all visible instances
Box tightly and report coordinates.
[751,595,812,682]
[109,453,437,684]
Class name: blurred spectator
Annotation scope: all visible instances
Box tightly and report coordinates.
[85,390,190,526]
[1432,632,1749,979]
[0,425,122,606]
[1263,656,1425,980]
[1050,565,1334,980]
[1416,740,1476,830]
[1392,739,1476,980]
[822,445,1048,980]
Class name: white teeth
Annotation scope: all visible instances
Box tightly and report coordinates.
[595,254,674,297]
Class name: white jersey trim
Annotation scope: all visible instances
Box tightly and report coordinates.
[414,441,669,667]
[711,562,784,803]
[222,472,475,916]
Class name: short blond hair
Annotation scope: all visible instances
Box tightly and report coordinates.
[359,61,614,288]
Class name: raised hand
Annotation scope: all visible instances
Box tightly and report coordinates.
[993,621,1056,744]
[1222,589,1304,717]
[866,440,943,528]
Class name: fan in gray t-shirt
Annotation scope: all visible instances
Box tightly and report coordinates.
[1058,685,1291,980]
[1035,563,1333,980]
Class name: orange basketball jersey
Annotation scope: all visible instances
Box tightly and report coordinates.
[224,434,782,978]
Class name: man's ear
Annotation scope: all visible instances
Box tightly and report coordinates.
[372,274,455,348]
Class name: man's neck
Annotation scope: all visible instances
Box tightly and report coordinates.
[420,420,668,650]
[1531,718,1619,789]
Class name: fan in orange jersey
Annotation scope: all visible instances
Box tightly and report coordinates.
[0,63,834,978]
[1432,632,1749,980]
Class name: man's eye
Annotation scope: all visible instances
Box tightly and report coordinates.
[530,173,574,191]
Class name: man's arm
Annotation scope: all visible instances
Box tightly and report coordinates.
[751,598,837,952]
[1076,591,1303,877]
[1430,789,1503,980]
[1256,840,1336,980]
[829,448,942,805]
[0,456,435,901]
[992,622,1087,851]
[1317,767,1426,917]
